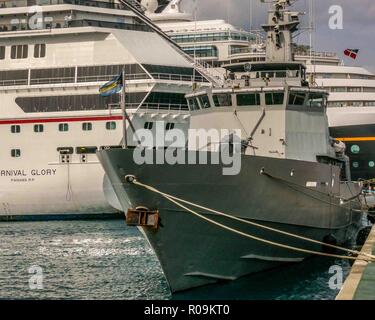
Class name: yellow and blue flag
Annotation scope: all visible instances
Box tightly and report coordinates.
[99,74,123,97]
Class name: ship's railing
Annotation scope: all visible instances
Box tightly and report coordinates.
[140,103,189,112]
[105,103,189,113]
[0,71,209,87]
[78,74,151,83]
[294,50,338,58]
[232,69,302,79]
[194,59,225,87]
[230,47,252,55]
[226,69,305,88]
[150,73,206,83]
[69,19,151,32]
[0,19,152,33]
[0,79,29,86]
[107,103,140,110]
[29,76,76,85]
[0,0,126,10]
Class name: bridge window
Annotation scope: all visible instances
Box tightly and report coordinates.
[59,123,69,132]
[11,45,28,59]
[188,98,200,111]
[288,92,306,106]
[213,94,232,107]
[11,149,21,158]
[198,95,210,109]
[142,92,188,110]
[144,122,153,130]
[82,122,92,131]
[11,125,21,133]
[183,45,218,58]
[34,124,44,133]
[34,44,46,58]
[265,92,284,105]
[0,46,5,60]
[106,122,116,130]
[237,93,261,106]
[166,123,175,131]
[307,93,325,108]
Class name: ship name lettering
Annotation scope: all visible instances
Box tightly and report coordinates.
[31,169,57,176]
[0,170,27,177]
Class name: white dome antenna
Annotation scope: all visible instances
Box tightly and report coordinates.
[140,0,159,14]
[164,0,183,14]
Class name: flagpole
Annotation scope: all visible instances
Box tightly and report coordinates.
[121,68,128,149]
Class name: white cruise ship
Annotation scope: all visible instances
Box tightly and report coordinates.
[0,0,211,220]
[145,0,375,181]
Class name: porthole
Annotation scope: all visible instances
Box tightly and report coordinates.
[350,145,360,154]
[144,122,153,130]
[369,161,375,168]
[352,162,359,168]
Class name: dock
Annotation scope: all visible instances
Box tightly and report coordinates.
[336,224,375,300]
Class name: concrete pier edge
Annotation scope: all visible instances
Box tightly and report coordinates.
[336,224,375,300]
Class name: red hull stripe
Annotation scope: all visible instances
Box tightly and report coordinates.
[0,115,125,125]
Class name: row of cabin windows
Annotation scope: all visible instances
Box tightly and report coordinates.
[144,122,175,130]
[328,101,375,107]
[9,121,176,134]
[189,92,325,110]
[10,122,117,134]
[170,32,254,44]
[10,146,98,159]
[0,44,46,60]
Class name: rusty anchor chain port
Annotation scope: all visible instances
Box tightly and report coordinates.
[126,208,159,229]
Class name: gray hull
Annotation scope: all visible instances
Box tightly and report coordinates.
[97,149,364,292]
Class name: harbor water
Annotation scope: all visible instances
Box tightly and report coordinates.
[0,219,352,300]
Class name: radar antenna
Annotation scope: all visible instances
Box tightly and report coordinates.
[260,0,302,62]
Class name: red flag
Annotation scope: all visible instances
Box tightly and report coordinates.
[344,49,359,60]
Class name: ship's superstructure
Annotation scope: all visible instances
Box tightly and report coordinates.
[146,0,375,181]
[0,0,210,219]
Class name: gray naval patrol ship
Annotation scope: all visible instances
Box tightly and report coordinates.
[98,0,365,292]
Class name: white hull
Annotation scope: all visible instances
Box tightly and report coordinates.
[327,107,375,128]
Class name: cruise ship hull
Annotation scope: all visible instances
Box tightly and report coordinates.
[328,107,375,180]
[97,148,364,292]
[0,162,121,221]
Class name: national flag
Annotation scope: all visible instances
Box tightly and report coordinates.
[344,49,359,60]
[99,74,123,97]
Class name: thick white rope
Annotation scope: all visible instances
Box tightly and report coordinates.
[129,178,375,262]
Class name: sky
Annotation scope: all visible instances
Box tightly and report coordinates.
[179,0,375,72]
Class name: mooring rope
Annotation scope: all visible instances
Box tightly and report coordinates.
[126,177,375,262]
[260,170,365,213]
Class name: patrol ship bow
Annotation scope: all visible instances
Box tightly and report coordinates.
[98,0,365,293]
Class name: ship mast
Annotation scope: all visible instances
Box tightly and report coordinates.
[260,0,301,63]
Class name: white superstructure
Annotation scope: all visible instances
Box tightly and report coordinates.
[147,0,375,180]
[0,0,210,220]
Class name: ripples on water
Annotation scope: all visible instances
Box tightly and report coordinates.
[0,220,350,300]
